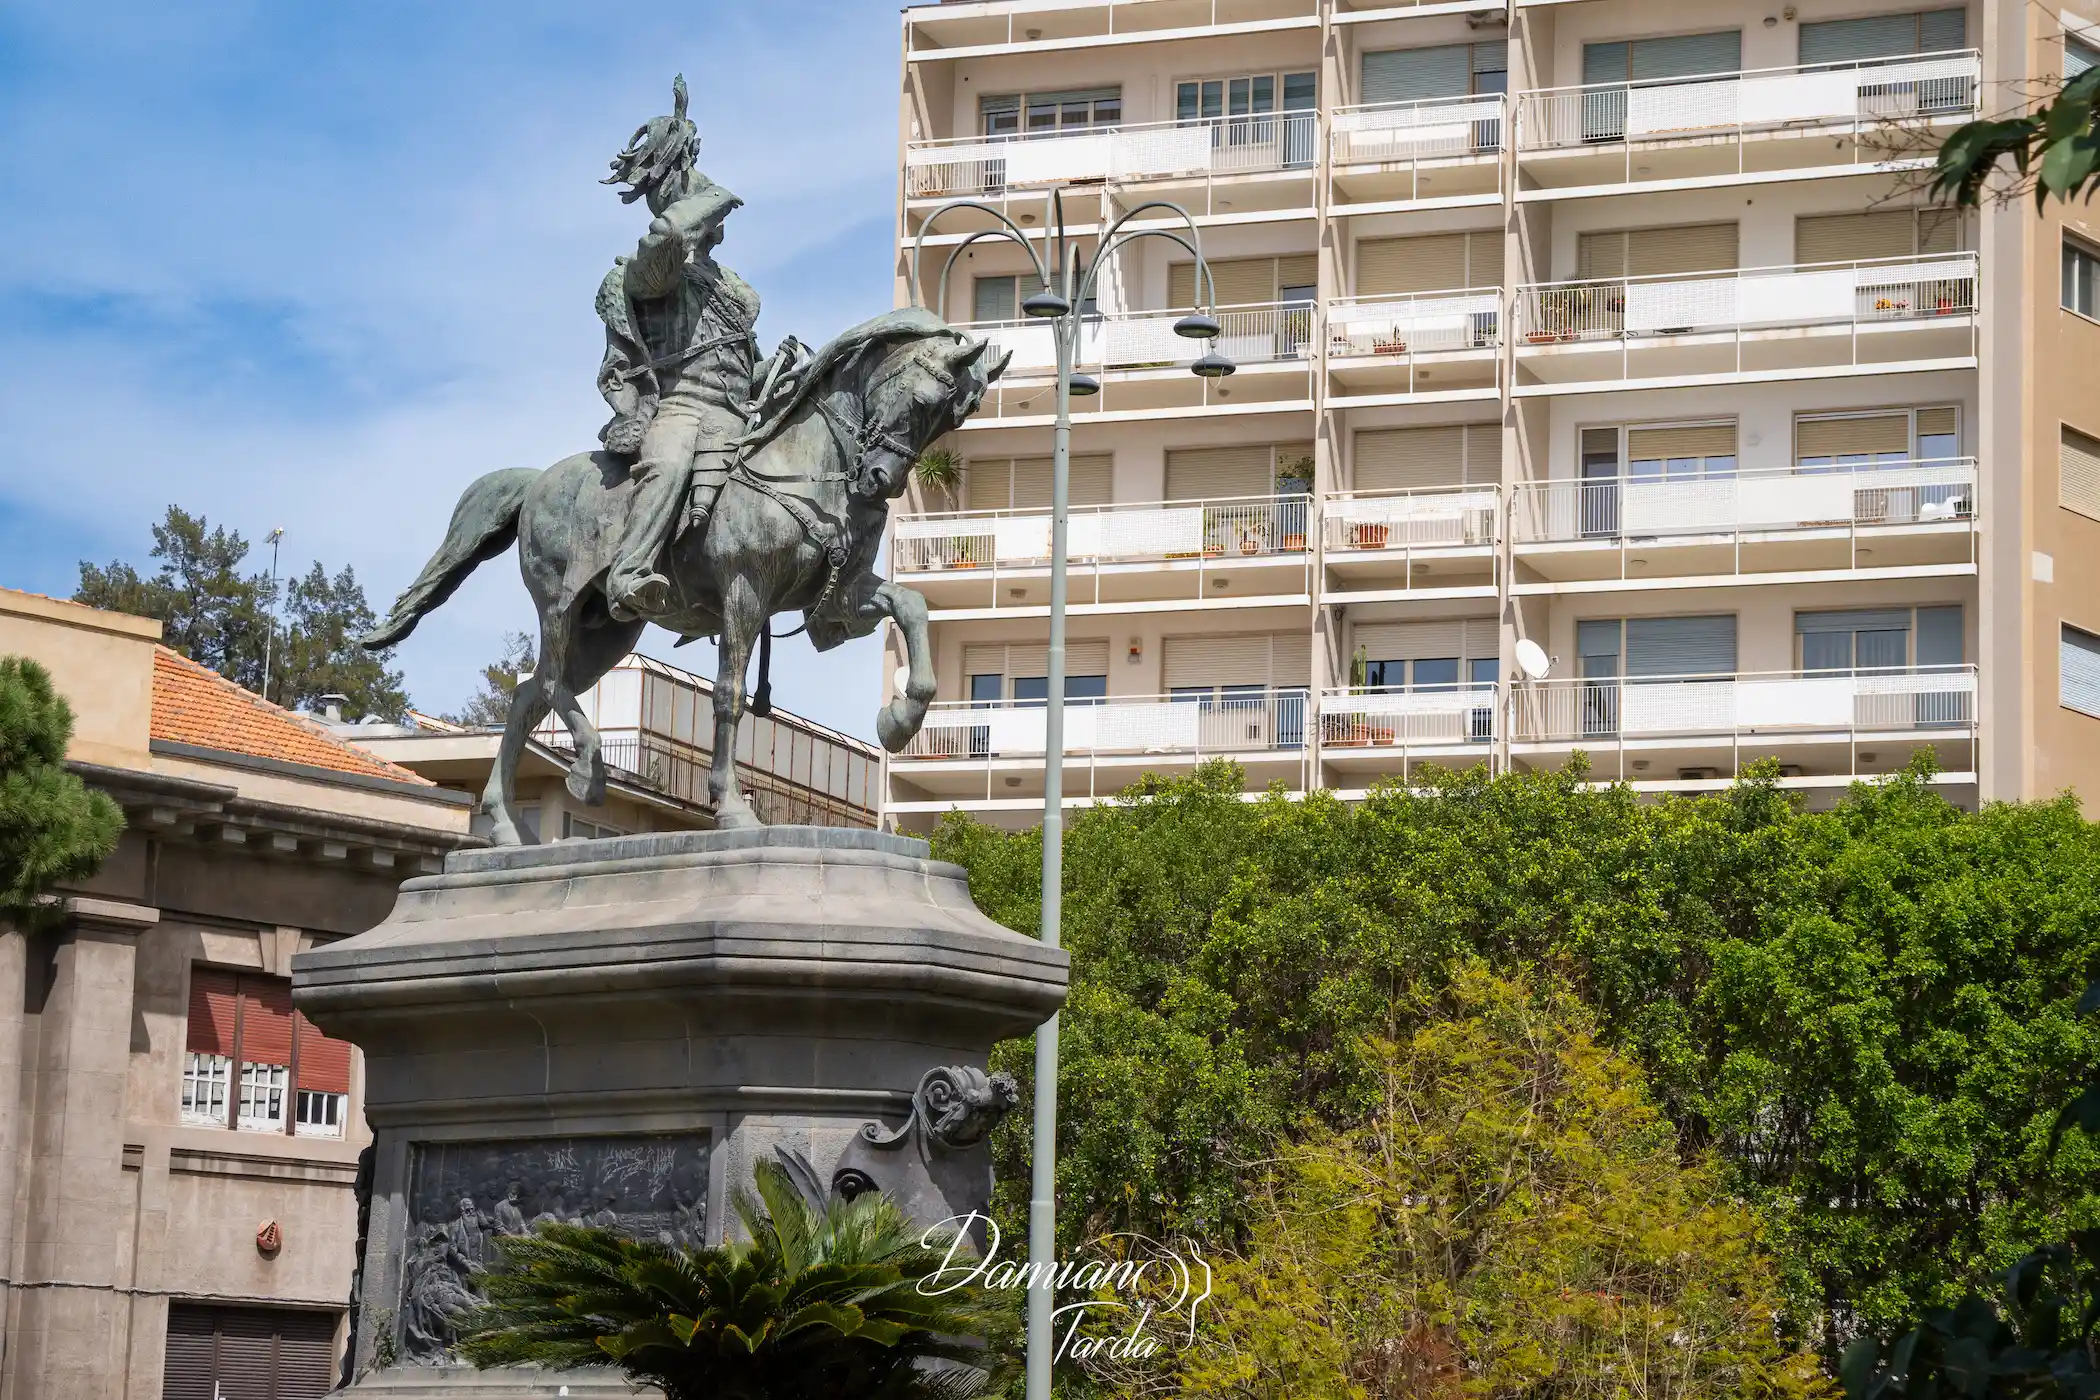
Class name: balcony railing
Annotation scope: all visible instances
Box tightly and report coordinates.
[906,112,1317,199]
[1328,288,1501,358]
[1512,458,1977,543]
[1508,666,1978,744]
[894,493,1311,572]
[1515,49,1981,153]
[1320,684,1498,748]
[965,300,1313,376]
[1330,93,1505,166]
[1514,254,1978,344]
[1322,485,1498,552]
[899,689,1311,760]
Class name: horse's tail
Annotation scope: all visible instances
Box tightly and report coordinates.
[359,468,540,650]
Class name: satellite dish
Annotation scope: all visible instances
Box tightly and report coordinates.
[893,665,912,694]
[1514,638,1551,680]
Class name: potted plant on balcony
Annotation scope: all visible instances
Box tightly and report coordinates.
[948,535,984,568]
[1276,455,1313,550]
[1350,520,1391,549]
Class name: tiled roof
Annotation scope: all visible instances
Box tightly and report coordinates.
[150,648,432,787]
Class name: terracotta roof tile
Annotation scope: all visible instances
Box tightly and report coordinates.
[149,648,431,786]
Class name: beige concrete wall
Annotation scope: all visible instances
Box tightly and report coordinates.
[0,588,159,771]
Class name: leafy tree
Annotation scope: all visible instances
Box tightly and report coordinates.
[932,760,2100,1359]
[75,505,408,720]
[1931,66,2100,207]
[455,1158,1017,1400]
[1174,970,1830,1400]
[0,657,124,922]
[445,632,535,728]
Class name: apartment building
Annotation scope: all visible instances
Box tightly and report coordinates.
[0,587,474,1399]
[883,0,2100,830]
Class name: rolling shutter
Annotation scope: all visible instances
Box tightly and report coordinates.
[976,455,1112,509]
[1166,445,1274,500]
[239,978,296,1072]
[2064,427,2100,520]
[963,644,1006,677]
[186,968,238,1057]
[1355,231,1497,295]
[1354,427,1463,490]
[964,641,1111,683]
[1579,225,1740,278]
[1355,617,1497,661]
[162,1305,339,1400]
[1796,607,1913,633]
[1067,641,1111,675]
[1628,423,1737,461]
[1626,615,1736,676]
[1362,44,1472,104]
[1162,634,1308,689]
[293,1012,352,1097]
[1276,255,1319,291]
[1919,208,1962,253]
[1464,423,1502,479]
[2065,625,2100,718]
[1916,406,1960,440]
[1800,9,1964,64]
[1917,606,1963,667]
[1170,257,1277,309]
[1797,413,1910,458]
[1797,211,1917,263]
[1585,32,1744,83]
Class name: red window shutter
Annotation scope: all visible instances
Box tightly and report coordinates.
[238,976,296,1069]
[186,968,239,1056]
[293,1012,353,1095]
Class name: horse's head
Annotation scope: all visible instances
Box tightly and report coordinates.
[852,333,1010,504]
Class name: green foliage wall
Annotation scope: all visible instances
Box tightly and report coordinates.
[931,761,2100,1357]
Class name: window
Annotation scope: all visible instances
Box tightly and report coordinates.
[184,967,353,1138]
[1797,208,1962,263]
[2065,624,2100,718]
[1176,71,1317,168]
[1360,42,1507,103]
[1576,615,1738,737]
[1575,422,1738,538]
[2066,236,2100,318]
[561,813,626,841]
[961,641,1112,704]
[164,1304,340,1400]
[980,87,1122,139]
[972,273,1093,324]
[2063,426,2100,520]
[1012,673,1109,706]
[1799,8,1966,64]
[1796,605,1962,672]
[2071,30,2100,79]
[1796,406,1962,467]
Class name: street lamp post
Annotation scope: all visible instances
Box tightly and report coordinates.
[909,186,1233,1400]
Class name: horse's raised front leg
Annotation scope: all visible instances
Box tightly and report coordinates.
[872,581,937,754]
[709,576,764,829]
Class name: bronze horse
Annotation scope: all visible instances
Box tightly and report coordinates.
[360,308,1008,843]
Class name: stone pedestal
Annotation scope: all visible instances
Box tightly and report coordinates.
[291,827,1067,1398]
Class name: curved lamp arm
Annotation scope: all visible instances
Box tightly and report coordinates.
[907,200,1051,315]
[1086,200,1215,310]
[932,228,1037,322]
[1081,227,1207,312]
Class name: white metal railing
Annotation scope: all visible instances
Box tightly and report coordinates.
[899,689,1311,760]
[1512,458,1977,543]
[894,493,1312,571]
[1322,485,1499,552]
[1330,93,1505,165]
[906,111,1318,198]
[1515,49,1981,152]
[1320,684,1499,748]
[1514,253,1978,344]
[1329,287,1501,358]
[1508,666,1978,744]
[963,300,1313,376]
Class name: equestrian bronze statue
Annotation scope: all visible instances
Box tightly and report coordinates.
[360,78,1007,841]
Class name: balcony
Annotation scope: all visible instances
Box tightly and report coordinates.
[1507,665,1977,784]
[905,112,1318,218]
[1511,459,1977,587]
[1328,94,1506,208]
[892,689,1313,805]
[1322,484,1499,602]
[1320,683,1498,781]
[959,301,1315,420]
[891,494,1313,614]
[1514,50,1981,195]
[904,0,1318,61]
[1512,254,1977,392]
[1326,287,1502,402]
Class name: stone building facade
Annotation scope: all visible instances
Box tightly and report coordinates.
[0,588,474,1399]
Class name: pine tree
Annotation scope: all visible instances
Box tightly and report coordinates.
[0,658,124,923]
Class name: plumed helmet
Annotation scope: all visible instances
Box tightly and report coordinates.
[603,75,698,205]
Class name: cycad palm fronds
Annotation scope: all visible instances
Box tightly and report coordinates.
[454,1159,1017,1400]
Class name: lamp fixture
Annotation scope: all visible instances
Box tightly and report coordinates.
[1192,351,1236,378]
[1022,290,1070,318]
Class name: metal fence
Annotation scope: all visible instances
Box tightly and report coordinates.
[894,494,1312,573]
[899,689,1312,760]
[1508,667,1978,744]
[906,111,1318,198]
[1319,685,1498,748]
[1511,459,1978,543]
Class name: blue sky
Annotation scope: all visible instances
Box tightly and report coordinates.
[0,0,906,737]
